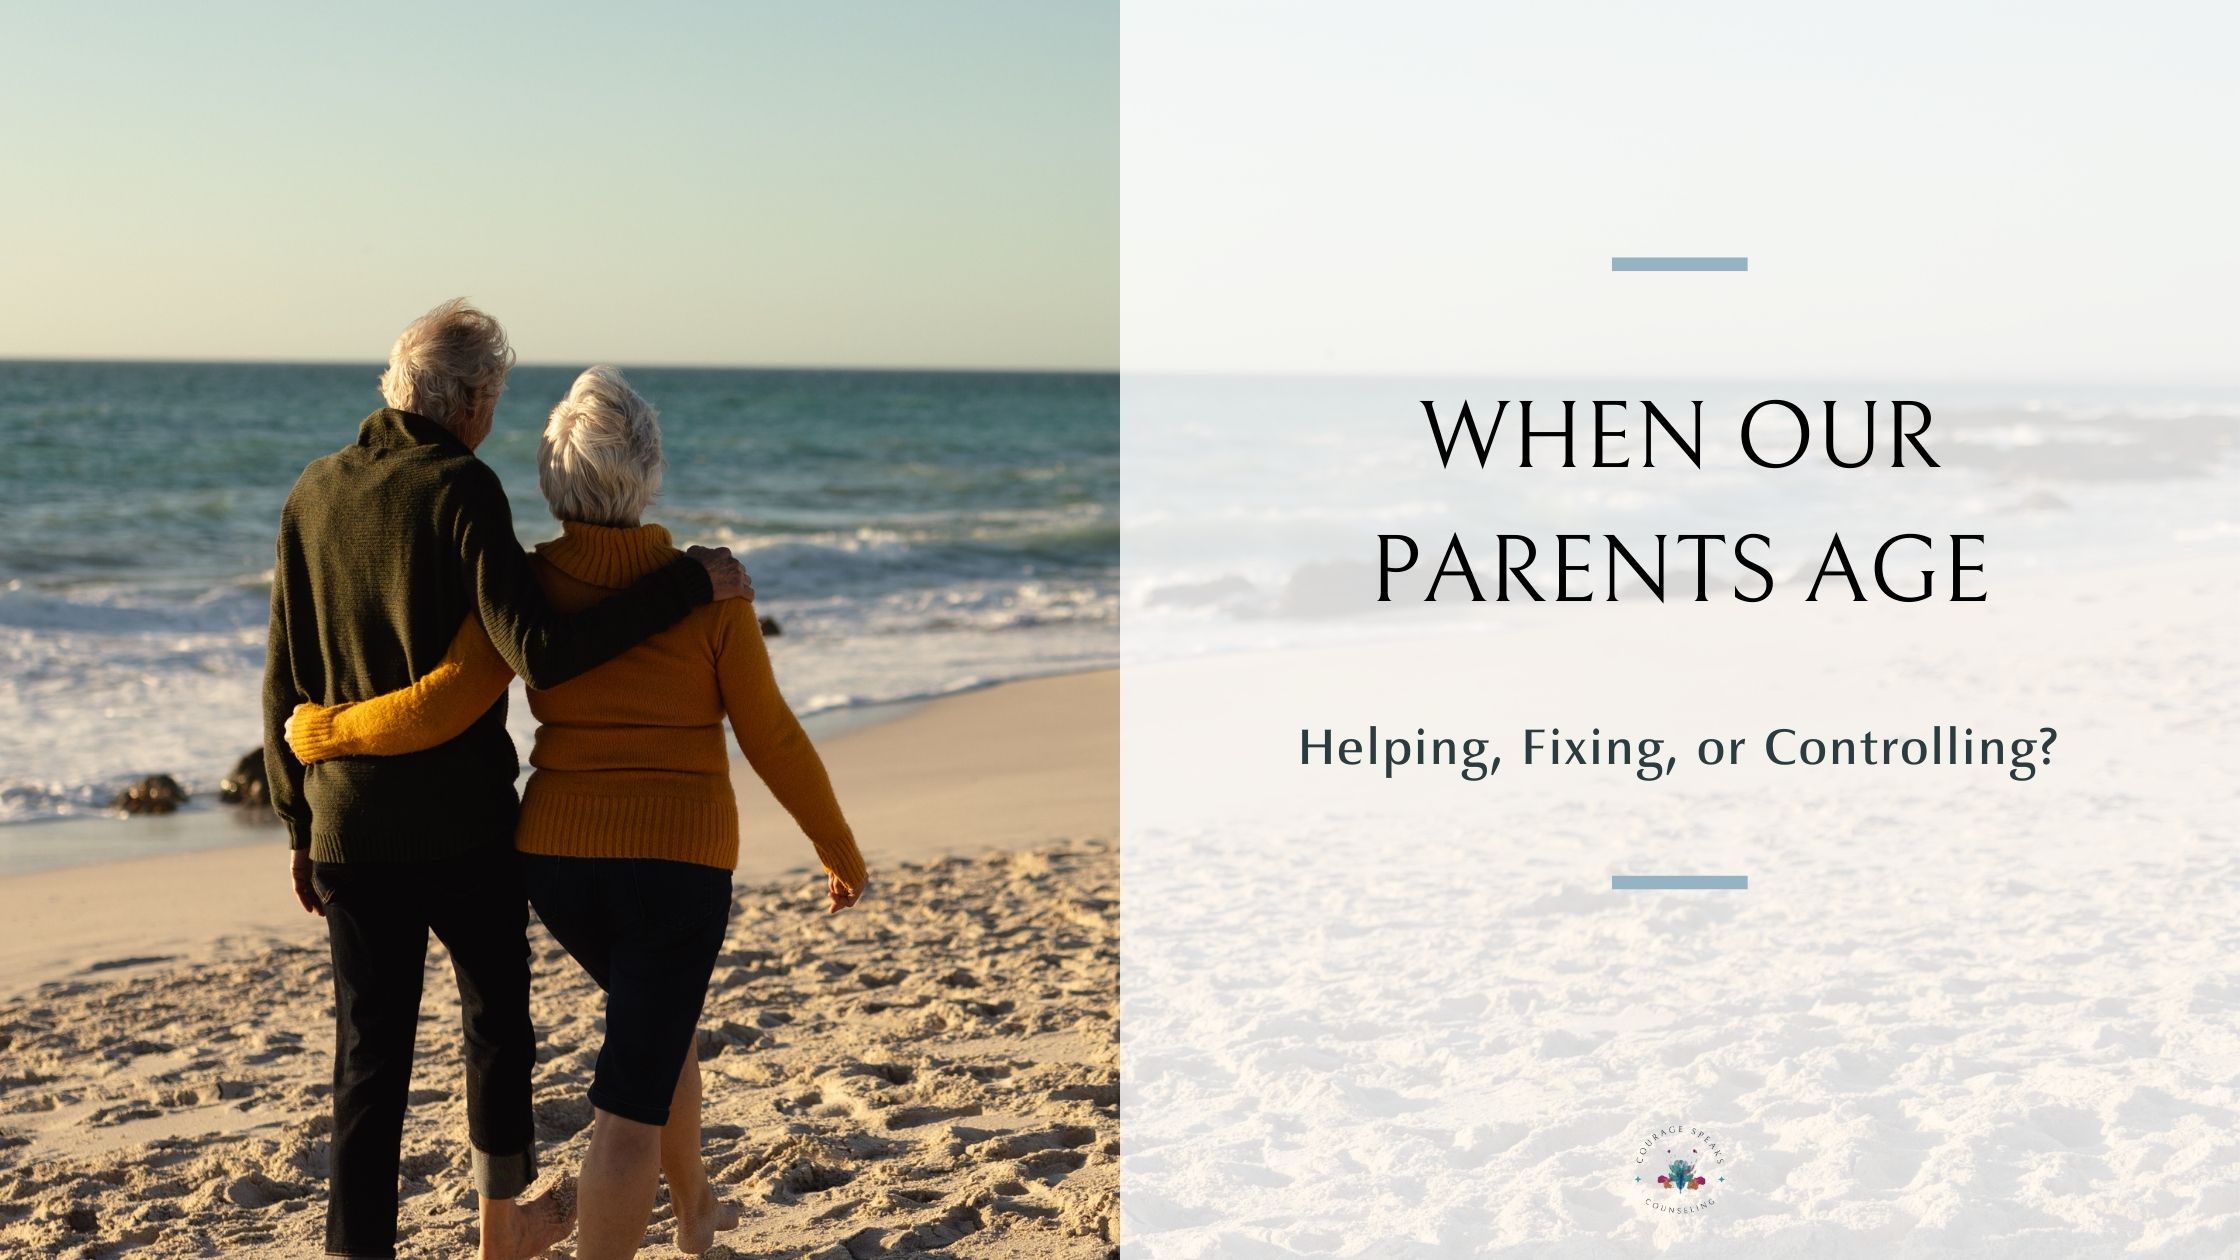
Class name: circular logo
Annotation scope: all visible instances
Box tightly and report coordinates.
[1632,1123,1727,1214]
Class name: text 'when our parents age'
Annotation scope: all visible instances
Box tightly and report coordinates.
[1300,725,2062,783]
[1377,399,1991,604]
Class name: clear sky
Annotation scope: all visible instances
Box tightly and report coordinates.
[1,2,1116,370]
[1126,0,2238,384]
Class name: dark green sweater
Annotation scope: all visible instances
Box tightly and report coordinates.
[262,409,712,862]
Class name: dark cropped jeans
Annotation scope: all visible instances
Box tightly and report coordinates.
[522,853,731,1128]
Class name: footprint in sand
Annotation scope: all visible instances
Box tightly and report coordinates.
[884,1103,984,1130]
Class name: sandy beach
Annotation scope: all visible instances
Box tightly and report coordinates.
[1122,563,2240,1258]
[0,671,1117,1259]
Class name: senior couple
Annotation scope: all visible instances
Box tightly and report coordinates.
[263,299,868,1259]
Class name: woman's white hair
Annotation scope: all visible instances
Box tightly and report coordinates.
[539,366,664,527]
[378,298,515,430]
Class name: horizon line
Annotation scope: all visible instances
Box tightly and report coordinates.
[6,357,2224,391]
[0,353,1119,376]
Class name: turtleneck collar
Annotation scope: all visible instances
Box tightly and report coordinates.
[535,520,678,587]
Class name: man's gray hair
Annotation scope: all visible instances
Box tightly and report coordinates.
[539,366,664,527]
[378,298,516,429]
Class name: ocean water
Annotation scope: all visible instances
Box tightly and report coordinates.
[0,362,1116,825]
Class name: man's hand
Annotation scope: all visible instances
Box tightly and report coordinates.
[291,848,323,916]
[828,872,864,916]
[687,545,753,602]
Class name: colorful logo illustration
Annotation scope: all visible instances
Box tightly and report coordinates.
[1657,1156,1708,1194]
[1631,1124,1727,1215]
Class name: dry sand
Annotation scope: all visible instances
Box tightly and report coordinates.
[1123,564,2240,1257]
[0,671,1117,1259]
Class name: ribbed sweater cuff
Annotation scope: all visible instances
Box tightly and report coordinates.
[814,835,869,892]
[288,702,350,764]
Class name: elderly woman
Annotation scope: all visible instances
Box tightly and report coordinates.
[288,366,868,1259]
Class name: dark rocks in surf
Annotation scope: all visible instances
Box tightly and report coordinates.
[112,775,187,816]
[221,749,270,809]
[759,615,783,637]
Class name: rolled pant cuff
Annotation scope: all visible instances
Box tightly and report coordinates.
[472,1143,537,1200]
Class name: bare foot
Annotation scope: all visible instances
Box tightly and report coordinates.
[482,1179,577,1260]
[672,1178,742,1255]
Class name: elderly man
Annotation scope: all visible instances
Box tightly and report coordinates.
[262,299,750,1260]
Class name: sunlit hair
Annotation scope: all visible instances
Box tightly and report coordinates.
[539,366,664,527]
[377,298,515,431]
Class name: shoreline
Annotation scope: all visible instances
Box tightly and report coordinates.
[0,668,1115,998]
[0,665,1110,878]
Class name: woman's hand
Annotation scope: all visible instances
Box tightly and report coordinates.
[284,702,327,764]
[827,871,864,915]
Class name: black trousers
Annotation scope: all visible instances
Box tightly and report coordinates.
[314,847,537,1259]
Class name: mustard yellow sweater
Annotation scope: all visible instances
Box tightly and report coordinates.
[286,521,866,888]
